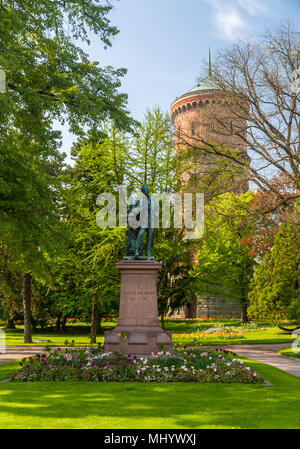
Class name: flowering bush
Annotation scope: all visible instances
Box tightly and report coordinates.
[9,346,264,384]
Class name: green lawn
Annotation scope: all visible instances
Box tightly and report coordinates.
[0,321,116,346]
[0,358,299,428]
[166,319,296,345]
[278,347,300,359]
[1,319,296,346]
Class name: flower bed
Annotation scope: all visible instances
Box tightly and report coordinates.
[173,331,245,341]
[9,346,264,384]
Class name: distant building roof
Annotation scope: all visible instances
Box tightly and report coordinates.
[171,50,223,109]
[188,75,221,93]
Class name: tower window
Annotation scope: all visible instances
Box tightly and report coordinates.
[191,121,195,136]
[229,121,233,135]
[210,122,215,133]
[178,126,181,138]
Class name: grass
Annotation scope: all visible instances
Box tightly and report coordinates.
[1,319,296,346]
[0,321,116,346]
[167,319,296,346]
[0,357,299,428]
[278,347,300,359]
[0,360,21,381]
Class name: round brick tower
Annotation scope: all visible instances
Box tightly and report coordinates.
[170,54,249,194]
[169,54,249,319]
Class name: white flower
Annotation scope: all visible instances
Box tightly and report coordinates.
[92,354,105,361]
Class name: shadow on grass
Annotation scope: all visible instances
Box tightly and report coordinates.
[0,360,300,429]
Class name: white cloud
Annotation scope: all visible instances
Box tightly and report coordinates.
[204,0,269,41]
[236,0,268,16]
[215,5,246,40]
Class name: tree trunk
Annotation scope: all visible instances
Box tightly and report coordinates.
[31,318,37,332]
[22,273,32,343]
[91,296,99,343]
[160,314,165,329]
[241,300,249,323]
[55,314,62,332]
[61,316,67,332]
[185,300,197,319]
[5,318,16,329]
[96,312,102,334]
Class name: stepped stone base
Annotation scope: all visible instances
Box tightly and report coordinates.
[104,260,172,357]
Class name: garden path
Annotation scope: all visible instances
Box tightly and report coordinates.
[0,346,46,364]
[207,343,300,378]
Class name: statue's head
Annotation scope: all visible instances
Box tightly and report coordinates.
[141,184,149,195]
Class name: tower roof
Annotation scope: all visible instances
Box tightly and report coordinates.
[171,50,222,109]
[188,49,220,93]
[187,75,220,93]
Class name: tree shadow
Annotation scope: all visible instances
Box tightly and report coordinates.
[0,375,300,429]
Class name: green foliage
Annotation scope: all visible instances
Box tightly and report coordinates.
[0,0,131,264]
[248,224,300,324]
[154,227,199,319]
[194,192,254,317]
[128,107,174,192]
[0,0,133,335]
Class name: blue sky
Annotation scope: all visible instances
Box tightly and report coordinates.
[59,0,300,161]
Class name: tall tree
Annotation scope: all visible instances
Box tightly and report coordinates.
[248,223,300,325]
[177,23,299,218]
[128,106,174,192]
[194,192,255,322]
[0,0,133,341]
[62,126,129,342]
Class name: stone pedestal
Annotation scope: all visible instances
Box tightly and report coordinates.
[104,260,172,357]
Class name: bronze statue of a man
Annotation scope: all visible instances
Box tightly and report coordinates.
[124,184,159,260]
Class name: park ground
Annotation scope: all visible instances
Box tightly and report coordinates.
[0,318,297,346]
[0,319,299,429]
